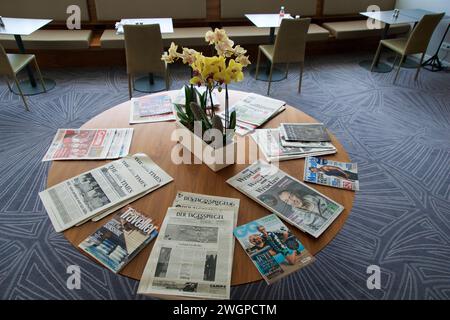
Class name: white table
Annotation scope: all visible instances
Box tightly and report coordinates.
[116,18,174,94]
[0,17,55,95]
[115,18,174,34]
[246,14,293,81]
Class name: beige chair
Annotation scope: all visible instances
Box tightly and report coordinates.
[0,45,46,111]
[371,13,445,83]
[255,18,311,95]
[124,24,169,99]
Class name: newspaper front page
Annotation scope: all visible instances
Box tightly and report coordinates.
[129,96,176,124]
[251,128,337,162]
[90,153,174,222]
[43,128,133,161]
[39,154,160,232]
[138,207,235,299]
[304,156,359,191]
[227,160,344,238]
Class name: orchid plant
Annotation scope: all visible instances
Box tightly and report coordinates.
[162,28,251,145]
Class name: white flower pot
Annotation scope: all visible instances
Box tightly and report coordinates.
[175,121,236,172]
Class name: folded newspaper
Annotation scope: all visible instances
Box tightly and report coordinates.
[234,214,315,284]
[304,156,359,191]
[39,153,173,232]
[218,93,286,136]
[43,128,133,161]
[138,206,236,300]
[227,160,344,238]
[251,128,337,162]
[129,94,176,124]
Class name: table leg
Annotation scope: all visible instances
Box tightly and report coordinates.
[11,34,56,96]
[14,35,37,87]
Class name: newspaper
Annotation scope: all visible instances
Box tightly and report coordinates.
[304,156,359,191]
[129,95,176,124]
[43,128,133,161]
[39,154,163,232]
[227,160,344,238]
[251,128,337,162]
[217,93,286,135]
[172,191,240,226]
[172,86,220,109]
[90,153,174,222]
[138,207,235,299]
[234,214,315,284]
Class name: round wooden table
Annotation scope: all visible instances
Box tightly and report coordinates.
[47,90,355,286]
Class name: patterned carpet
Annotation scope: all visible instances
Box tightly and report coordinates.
[0,51,449,300]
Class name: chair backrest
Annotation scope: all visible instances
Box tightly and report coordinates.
[124,24,165,75]
[273,18,311,63]
[405,13,445,54]
[0,45,14,77]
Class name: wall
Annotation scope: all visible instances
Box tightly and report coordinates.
[395,0,450,63]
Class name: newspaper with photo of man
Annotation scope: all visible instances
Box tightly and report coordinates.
[227,160,344,238]
[138,207,235,300]
[42,128,134,161]
[39,154,164,232]
[234,214,315,284]
[304,156,359,191]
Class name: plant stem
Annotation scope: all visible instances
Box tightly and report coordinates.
[225,84,229,129]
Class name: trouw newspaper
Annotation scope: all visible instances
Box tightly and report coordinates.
[138,207,235,299]
[39,154,169,232]
[227,160,344,238]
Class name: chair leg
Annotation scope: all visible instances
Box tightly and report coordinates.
[267,63,274,96]
[371,42,383,71]
[4,76,12,92]
[393,54,404,84]
[415,53,425,81]
[298,62,304,93]
[255,49,262,80]
[128,74,133,100]
[33,58,46,92]
[14,77,29,111]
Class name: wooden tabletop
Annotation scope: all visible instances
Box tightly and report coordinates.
[47,90,355,286]
[0,17,52,36]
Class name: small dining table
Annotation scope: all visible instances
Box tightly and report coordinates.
[0,17,56,95]
[246,13,293,81]
[116,18,174,93]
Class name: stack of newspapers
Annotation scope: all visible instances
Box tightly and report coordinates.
[138,192,239,300]
[218,93,286,136]
[39,153,173,232]
[251,127,337,162]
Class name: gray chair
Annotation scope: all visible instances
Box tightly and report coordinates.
[0,45,46,111]
[371,13,445,83]
[255,18,311,95]
[124,24,169,99]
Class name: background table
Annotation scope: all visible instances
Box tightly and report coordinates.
[0,17,55,95]
[246,14,293,82]
[47,90,355,286]
[117,18,174,93]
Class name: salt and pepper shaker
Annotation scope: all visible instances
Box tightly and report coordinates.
[393,9,400,18]
[0,16,5,28]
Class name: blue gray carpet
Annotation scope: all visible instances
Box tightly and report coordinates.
[0,52,449,299]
